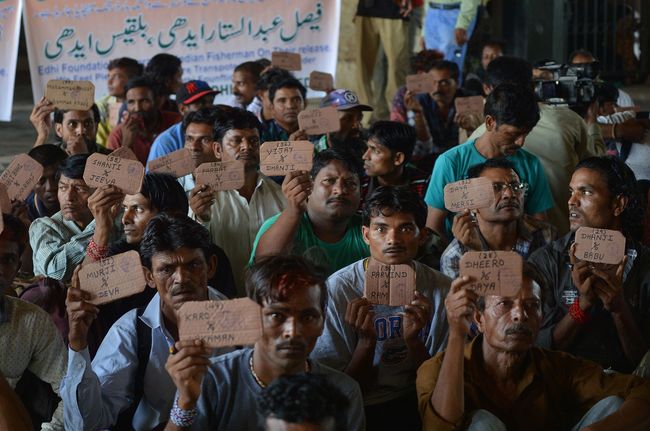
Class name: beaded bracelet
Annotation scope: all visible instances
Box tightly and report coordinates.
[568,297,591,324]
[169,395,197,428]
[86,238,110,262]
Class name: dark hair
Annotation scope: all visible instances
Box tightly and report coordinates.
[212,108,262,142]
[140,173,189,215]
[467,158,520,179]
[0,213,29,256]
[409,49,445,74]
[574,156,644,237]
[257,67,294,92]
[368,121,416,163]
[484,83,540,131]
[269,76,307,104]
[56,154,90,182]
[483,39,506,53]
[429,60,459,81]
[246,255,328,312]
[234,61,265,82]
[125,76,156,98]
[569,49,596,63]
[108,57,143,78]
[485,56,533,89]
[362,186,428,229]
[255,58,272,69]
[181,105,224,135]
[310,148,364,180]
[139,213,213,269]
[53,104,101,125]
[476,262,546,311]
[28,144,67,168]
[144,53,182,95]
[258,373,347,431]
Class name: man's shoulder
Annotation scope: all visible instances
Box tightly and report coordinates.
[160,111,183,129]
[29,212,65,233]
[326,261,365,293]
[207,349,250,380]
[6,296,53,325]
[414,261,451,287]
[311,358,361,395]
[434,140,476,172]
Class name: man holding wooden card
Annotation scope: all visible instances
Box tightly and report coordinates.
[61,214,230,430]
[315,89,373,153]
[163,255,364,430]
[417,265,650,431]
[261,77,308,142]
[313,187,450,430]
[529,156,650,374]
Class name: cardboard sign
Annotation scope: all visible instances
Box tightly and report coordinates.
[194,160,245,191]
[178,298,263,348]
[0,183,10,213]
[148,148,195,178]
[79,251,147,305]
[45,80,95,111]
[406,73,435,94]
[260,141,314,176]
[109,146,138,161]
[455,96,484,116]
[108,102,122,127]
[309,71,334,91]
[364,259,416,306]
[459,251,522,297]
[83,153,145,195]
[271,51,302,71]
[0,154,44,202]
[298,107,340,135]
[574,227,626,265]
[444,177,495,212]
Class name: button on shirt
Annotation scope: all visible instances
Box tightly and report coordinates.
[61,289,229,431]
[191,173,286,296]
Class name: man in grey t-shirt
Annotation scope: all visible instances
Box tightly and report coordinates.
[312,186,451,430]
[164,255,365,431]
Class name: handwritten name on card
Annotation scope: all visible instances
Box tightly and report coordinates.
[79,251,146,305]
[444,177,495,212]
[297,107,340,135]
[364,260,416,306]
[406,73,435,94]
[260,141,313,176]
[574,227,626,265]
[148,148,195,178]
[45,80,95,111]
[0,154,44,202]
[194,160,245,191]
[83,153,145,195]
[459,251,522,297]
[309,71,334,91]
[272,51,302,71]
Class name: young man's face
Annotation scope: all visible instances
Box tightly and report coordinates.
[185,122,217,167]
[568,168,623,231]
[107,67,130,98]
[272,87,304,129]
[232,71,257,106]
[215,128,261,172]
[308,160,360,224]
[362,137,400,178]
[57,175,93,227]
[362,211,422,265]
[34,164,61,214]
[481,45,503,70]
[336,108,364,140]
[486,116,530,157]
[55,110,97,149]
[0,237,21,296]
[476,167,524,224]
[258,284,324,373]
[121,193,158,244]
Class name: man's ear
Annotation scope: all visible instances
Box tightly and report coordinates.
[485,115,496,132]
[179,103,189,116]
[483,84,492,96]
[206,254,218,279]
[362,225,371,246]
[613,194,628,217]
[54,123,64,138]
[143,266,157,289]
[474,308,485,334]
[393,151,406,167]
[212,141,222,160]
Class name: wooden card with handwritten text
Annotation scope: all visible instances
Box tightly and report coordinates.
[148,148,195,178]
[179,298,263,348]
[364,259,416,306]
[83,153,144,195]
[194,160,245,191]
[459,251,522,297]
[444,177,495,212]
[454,96,484,116]
[272,51,302,71]
[79,251,147,305]
[309,71,334,91]
[298,107,340,135]
[45,80,95,111]
[0,154,44,202]
[260,141,313,176]
[574,227,626,265]
[406,73,435,94]
[0,183,10,214]
[109,146,138,161]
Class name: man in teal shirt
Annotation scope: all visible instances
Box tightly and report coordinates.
[250,148,369,275]
[425,83,553,243]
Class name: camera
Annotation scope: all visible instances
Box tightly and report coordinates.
[533,61,601,108]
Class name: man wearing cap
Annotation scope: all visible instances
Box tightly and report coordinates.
[315,89,373,153]
[145,80,218,166]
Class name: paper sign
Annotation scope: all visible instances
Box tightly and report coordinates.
[148,148,196,178]
[406,73,435,94]
[0,154,44,202]
[108,102,122,127]
[309,71,334,91]
[459,251,522,297]
[298,107,341,135]
[444,177,495,212]
[79,251,147,305]
[0,183,10,214]
[194,160,245,191]
[271,51,302,71]
[455,96,484,115]
[364,260,416,306]
[178,298,263,348]
[109,146,138,161]
[574,227,626,265]
[45,80,95,111]
[83,153,145,195]
[260,141,314,176]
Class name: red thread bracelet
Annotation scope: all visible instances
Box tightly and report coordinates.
[569,297,591,324]
[87,238,110,262]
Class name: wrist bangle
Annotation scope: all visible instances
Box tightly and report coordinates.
[169,395,197,427]
[569,297,591,324]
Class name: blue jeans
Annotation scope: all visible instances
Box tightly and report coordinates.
[466,396,624,430]
[424,5,478,78]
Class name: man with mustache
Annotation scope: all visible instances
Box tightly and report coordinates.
[529,156,650,374]
[61,213,230,430]
[424,83,553,244]
[261,76,308,142]
[441,158,554,279]
[162,255,364,430]
[190,108,286,296]
[313,186,450,430]
[226,61,265,110]
[314,89,373,153]
[251,148,369,276]
[417,266,650,431]
[107,77,182,165]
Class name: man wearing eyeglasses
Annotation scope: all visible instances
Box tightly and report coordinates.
[440,158,555,279]
[425,83,553,244]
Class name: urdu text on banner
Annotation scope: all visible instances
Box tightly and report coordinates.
[0,1,22,122]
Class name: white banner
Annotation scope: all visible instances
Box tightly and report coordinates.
[23,0,341,105]
[0,1,22,121]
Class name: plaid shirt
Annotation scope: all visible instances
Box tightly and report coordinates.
[440,216,556,279]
